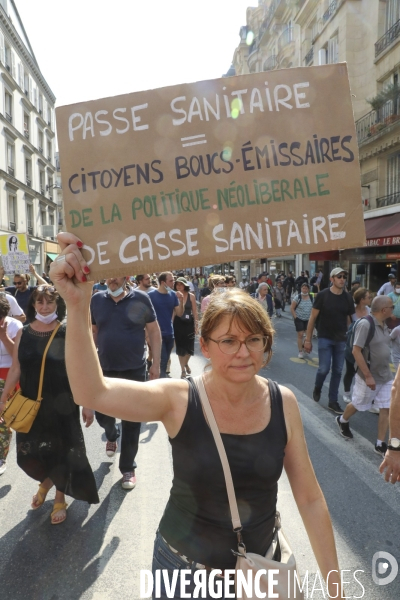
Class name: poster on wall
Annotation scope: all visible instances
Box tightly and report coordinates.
[56,64,366,279]
[0,233,30,275]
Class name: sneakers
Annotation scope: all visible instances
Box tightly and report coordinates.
[312,388,321,402]
[0,460,6,475]
[336,416,353,439]
[328,401,344,414]
[122,471,136,489]
[298,351,304,359]
[106,440,118,457]
[342,392,351,404]
[374,442,387,456]
[369,405,380,414]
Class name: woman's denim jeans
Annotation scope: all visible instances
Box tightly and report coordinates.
[151,531,236,599]
[315,338,346,402]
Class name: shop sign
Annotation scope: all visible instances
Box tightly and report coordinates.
[366,236,400,246]
[56,64,365,279]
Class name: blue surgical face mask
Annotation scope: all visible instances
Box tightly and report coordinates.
[108,286,124,297]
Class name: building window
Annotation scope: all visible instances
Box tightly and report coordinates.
[39,93,43,115]
[5,43,11,71]
[49,212,54,226]
[386,0,400,31]
[8,194,17,231]
[24,113,30,139]
[27,203,33,235]
[39,169,45,195]
[5,91,12,123]
[38,129,43,153]
[7,142,14,176]
[327,34,339,64]
[47,106,52,127]
[25,158,32,187]
[387,153,400,196]
[47,139,52,162]
[41,208,47,226]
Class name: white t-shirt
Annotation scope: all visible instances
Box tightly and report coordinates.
[1,293,24,317]
[0,316,23,368]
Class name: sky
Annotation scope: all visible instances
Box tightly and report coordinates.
[14,0,256,108]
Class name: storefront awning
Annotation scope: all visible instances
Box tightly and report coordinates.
[365,213,400,245]
[46,253,58,261]
[309,251,339,261]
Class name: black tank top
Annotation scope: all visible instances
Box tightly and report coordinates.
[159,377,287,570]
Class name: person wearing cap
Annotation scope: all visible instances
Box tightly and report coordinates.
[377,274,396,296]
[304,267,355,414]
[173,277,198,378]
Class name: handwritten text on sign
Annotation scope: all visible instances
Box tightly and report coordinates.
[56,64,365,278]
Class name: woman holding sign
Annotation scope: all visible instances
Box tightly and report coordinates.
[49,232,344,598]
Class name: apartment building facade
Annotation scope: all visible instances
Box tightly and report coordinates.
[0,0,59,280]
[229,0,400,290]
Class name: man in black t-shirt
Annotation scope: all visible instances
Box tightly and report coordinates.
[304,267,355,414]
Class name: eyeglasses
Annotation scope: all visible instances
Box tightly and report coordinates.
[13,281,23,285]
[37,285,56,292]
[385,305,395,310]
[208,335,268,354]
[335,275,347,280]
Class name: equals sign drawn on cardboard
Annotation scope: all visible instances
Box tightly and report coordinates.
[181,134,207,147]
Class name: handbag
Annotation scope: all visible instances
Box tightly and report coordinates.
[193,375,304,600]
[1,323,61,433]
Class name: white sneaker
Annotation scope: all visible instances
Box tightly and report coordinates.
[369,406,380,414]
[342,393,351,403]
[122,471,136,490]
[0,460,6,475]
[298,351,304,359]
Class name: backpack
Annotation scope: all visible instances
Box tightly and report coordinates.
[295,293,314,308]
[345,315,375,365]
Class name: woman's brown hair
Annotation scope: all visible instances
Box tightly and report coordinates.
[200,289,275,367]
[353,287,369,306]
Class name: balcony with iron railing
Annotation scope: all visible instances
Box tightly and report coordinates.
[356,97,400,143]
[263,55,278,71]
[376,191,400,208]
[375,18,400,58]
[304,46,314,65]
[323,0,338,24]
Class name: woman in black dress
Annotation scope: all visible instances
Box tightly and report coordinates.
[173,277,198,378]
[0,285,98,524]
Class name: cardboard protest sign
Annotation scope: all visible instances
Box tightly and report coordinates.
[56,64,365,279]
[0,233,30,275]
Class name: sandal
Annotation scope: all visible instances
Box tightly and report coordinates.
[51,502,68,525]
[31,484,51,510]
[185,365,191,374]
[181,371,187,379]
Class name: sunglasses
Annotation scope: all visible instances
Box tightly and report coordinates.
[13,281,23,285]
[36,285,56,292]
[334,275,347,280]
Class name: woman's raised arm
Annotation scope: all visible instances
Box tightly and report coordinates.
[50,233,188,436]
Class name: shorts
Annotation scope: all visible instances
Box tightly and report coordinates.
[351,373,393,411]
[294,317,308,332]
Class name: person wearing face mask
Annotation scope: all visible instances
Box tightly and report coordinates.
[148,272,184,379]
[0,285,99,524]
[387,283,400,329]
[91,276,162,489]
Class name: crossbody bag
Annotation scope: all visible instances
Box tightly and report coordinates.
[193,375,304,600]
[1,323,61,433]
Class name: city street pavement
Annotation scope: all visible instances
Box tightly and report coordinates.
[1,313,400,599]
